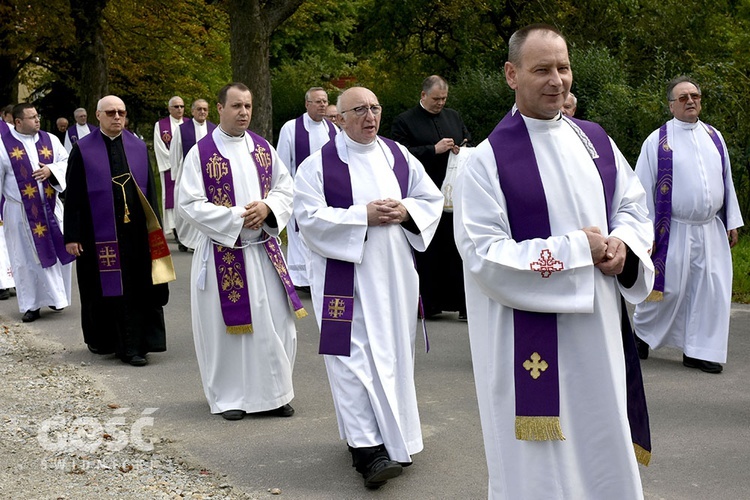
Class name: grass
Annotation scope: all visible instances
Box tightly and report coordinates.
[732,233,750,303]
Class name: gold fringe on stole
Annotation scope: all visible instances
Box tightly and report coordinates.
[645,289,663,302]
[136,184,176,285]
[295,308,308,319]
[515,416,566,441]
[227,324,253,334]
[634,443,651,466]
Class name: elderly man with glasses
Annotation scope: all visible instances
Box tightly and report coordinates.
[276,87,337,293]
[294,86,443,489]
[633,76,743,374]
[153,96,190,250]
[65,95,174,366]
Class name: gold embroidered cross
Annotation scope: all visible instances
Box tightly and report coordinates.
[523,352,548,380]
[98,246,117,267]
[327,298,346,319]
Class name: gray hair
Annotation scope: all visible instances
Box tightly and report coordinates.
[666,76,701,101]
[305,87,326,102]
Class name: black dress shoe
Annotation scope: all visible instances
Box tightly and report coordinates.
[683,354,722,374]
[221,409,245,421]
[458,311,467,321]
[22,309,41,322]
[49,305,65,312]
[123,355,148,367]
[178,243,189,252]
[258,403,295,417]
[363,456,403,489]
[294,285,310,294]
[0,289,9,300]
[635,335,649,360]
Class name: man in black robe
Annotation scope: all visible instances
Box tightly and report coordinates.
[391,75,471,319]
[65,95,169,366]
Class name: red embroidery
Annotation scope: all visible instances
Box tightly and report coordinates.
[530,249,564,278]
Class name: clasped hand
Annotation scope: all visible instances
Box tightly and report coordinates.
[241,201,269,230]
[367,198,410,226]
[582,226,627,276]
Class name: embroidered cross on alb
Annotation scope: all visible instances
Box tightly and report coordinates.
[530,249,563,278]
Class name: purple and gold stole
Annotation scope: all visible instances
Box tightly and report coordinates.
[180,120,217,160]
[67,123,97,145]
[488,110,651,464]
[0,120,9,137]
[317,136,409,356]
[78,131,175,296]
[158,116,189,210]
[197,131,306,334]
[1,130,73,268]
[648,121,727,302]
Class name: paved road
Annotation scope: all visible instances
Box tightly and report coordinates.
[2,240,749,499]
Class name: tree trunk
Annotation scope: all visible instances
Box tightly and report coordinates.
[69,0,109,118]
[0,56,19,105]
[225,0,304,141]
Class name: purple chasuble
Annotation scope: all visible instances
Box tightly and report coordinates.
[1,130,74,268]
[78,131,149,296]
[488,111,651,460]
[197,131,306,334]
[318,136,409,356]
[159,116,189,210]
[67,123,97,145]
[650,122,728,301]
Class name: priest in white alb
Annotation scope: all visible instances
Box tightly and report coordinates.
[632,76,743,374]
[0,103,73,323]
[294,86,443,489]
[454,25,655,499]
[178,83,305,421]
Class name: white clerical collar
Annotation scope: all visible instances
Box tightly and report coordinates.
[218,125,246,141]
[12,128,37,140]
[193,118,207,128]
[343,131,377,153]
[673,117,700,130]
[102,131,122,140]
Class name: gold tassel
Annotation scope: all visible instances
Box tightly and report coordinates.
[515,416,566,441]
[295,308,308,319]
[123,203,130,223]
[634,443,651,466]
[646,289,663,302]
[226,324,253,334]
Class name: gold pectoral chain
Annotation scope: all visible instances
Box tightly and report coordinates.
[112,173,132,223]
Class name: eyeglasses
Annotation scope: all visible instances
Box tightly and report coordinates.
[104,109,127,117]
[341,105,382,117]
[307,99,328,105]
[670,93,701,103]
[171,105,185,109]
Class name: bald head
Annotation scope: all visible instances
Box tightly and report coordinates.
[96,95,127,137]
[337,87,381,144]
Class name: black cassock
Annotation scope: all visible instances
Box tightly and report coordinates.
[391,105,471,316]
[65,132,168,358]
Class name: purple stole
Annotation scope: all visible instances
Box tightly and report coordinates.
[1,130,74,268]
[488,110,651,464]
[67,124,96,145]
[180,120,216,159]
[158,116,189,210]
[78,131,173,296]
[649,121,727,302]
[197,131,306,334]
[318,137,409,356]
[294,115,337,169]
[0,120,9,137]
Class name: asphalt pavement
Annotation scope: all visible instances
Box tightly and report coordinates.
[2,240,749,499]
